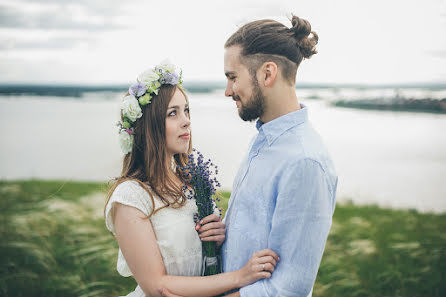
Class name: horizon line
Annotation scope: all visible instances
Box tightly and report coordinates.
[1,81,446,88]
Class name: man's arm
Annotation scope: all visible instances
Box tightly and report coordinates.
[240,158,336,297]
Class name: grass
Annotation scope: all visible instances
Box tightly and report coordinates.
[1,180,445,297]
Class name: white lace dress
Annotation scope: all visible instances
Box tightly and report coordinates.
[105,180,203,297]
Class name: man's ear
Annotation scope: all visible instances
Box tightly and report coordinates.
[260,62,278,87]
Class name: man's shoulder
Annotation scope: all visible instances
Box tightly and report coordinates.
[274,123,327,157]
[274,124,336,177]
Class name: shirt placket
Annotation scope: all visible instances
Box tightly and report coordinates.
[225,131,266,230]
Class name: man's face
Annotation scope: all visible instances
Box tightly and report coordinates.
[224,46,266,122]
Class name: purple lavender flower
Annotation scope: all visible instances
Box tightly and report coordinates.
[160,72,179,85]
[180,149,221,276]
[129,82,147,97]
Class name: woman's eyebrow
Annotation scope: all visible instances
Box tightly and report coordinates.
[167,104,189,110]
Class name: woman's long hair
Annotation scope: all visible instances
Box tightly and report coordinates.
[104,85,192,219]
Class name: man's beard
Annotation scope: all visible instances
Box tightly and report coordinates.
[235,79,266,122]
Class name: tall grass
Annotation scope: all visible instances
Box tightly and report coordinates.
[0,180,135,297]
[1,180,445,296]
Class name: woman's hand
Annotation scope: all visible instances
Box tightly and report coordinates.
[195,214,226,247]
[237,249,280,288]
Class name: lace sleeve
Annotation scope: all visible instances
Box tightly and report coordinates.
[105,180,154,235]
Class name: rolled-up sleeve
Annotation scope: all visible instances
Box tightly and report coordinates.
[240,158,335,297]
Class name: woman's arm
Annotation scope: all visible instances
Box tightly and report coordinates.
[113,203,278,297]
[159,288,241,297]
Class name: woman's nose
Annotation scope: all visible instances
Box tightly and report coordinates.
[182,115,191,128]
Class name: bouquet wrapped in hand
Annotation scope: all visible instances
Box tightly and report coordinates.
[181,149,222,276]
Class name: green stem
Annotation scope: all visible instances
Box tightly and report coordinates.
[203,241,219,275]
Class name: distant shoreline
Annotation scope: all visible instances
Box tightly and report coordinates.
[2,83,446,114]
[1,82,446,97]
[333,97,446,114]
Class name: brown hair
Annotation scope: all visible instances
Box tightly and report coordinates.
[225,15,319,84]
[104,85,192,220]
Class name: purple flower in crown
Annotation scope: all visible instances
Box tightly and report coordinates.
[129,82,147,97]
[160,72,179,85]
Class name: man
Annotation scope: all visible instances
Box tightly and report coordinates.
[162,15,337,297]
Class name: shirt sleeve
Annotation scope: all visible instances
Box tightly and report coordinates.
[240,158,335,297]
[105,180,154,235]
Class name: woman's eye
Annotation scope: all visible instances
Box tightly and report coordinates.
[168,110,176,116]
[185,108,190,114]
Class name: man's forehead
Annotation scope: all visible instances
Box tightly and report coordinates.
[224,46,242,63]
[224,46,244,74]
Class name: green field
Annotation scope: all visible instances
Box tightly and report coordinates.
[1,180,445,297]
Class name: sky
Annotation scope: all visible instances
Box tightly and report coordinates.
[0,0,445,85]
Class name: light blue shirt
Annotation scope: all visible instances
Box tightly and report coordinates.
[222,105,338,297]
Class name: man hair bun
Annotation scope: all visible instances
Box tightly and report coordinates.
[290,15,319,59]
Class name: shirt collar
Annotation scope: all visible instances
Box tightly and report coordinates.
[256,104,308,145]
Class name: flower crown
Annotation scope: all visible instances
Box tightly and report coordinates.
[118,61,183,154]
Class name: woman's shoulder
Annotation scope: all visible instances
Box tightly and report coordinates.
[113,179,158,198]
[109,179,157,212]
[105,180,155,234]
[114,179,146,194]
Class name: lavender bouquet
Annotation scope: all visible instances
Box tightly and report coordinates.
[181,149,222,276]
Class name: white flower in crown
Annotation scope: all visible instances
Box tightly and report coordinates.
[137,69,160,87]
[121,95,142,122]
[119,129,134,154]
[158,60,177,73]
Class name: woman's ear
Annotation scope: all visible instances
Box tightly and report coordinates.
[260,62,278,87]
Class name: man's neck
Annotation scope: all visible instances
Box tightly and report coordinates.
[260,86,301,123]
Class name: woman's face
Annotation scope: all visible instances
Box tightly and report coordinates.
[165,88,191,158]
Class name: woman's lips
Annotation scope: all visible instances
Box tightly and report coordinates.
[179,133,190,140]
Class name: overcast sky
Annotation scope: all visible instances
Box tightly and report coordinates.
[0,0,445,85]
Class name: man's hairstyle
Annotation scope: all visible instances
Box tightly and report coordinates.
[225,15,318,84]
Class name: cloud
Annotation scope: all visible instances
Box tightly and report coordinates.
[13,0,124,14]
[0,36,95,51]
[428,50,446,59]
[0,3,125,31]
[1,0,445,84]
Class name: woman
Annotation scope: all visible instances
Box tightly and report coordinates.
[105,62,279,297]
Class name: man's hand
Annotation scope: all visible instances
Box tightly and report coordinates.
[195,214,226,247]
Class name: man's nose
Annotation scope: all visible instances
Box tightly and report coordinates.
[224,84,233,97]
